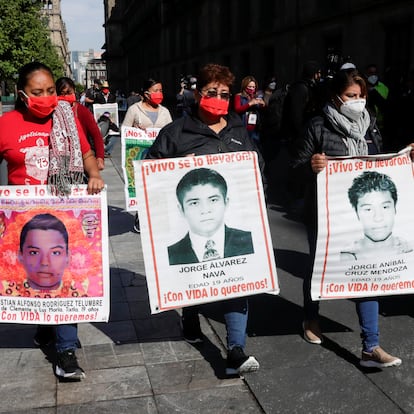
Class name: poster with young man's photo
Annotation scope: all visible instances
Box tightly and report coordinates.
[312,148,414,301]
[0,185,110,324]
[134,152,279,313]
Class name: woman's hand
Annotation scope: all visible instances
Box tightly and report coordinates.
[96,157,105,170]
[311,153,327,173]
[409,143,414,161]
[87,176,105,195]
[249,98,265,107]
[82,150,105,194]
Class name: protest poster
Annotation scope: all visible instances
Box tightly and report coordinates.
[312,149,414,300]
[121,125,160,210]
[93,102,119,132]
[0,185,110,324]
[134,151,279,313]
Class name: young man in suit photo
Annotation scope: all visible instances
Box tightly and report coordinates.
[168,167,254,265]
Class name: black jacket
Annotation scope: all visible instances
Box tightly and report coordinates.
[292,112,382,183]
[292,111,382,226]
[147,111,263,165]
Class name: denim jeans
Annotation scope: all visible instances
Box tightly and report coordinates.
[55,323,78,353]
[355,299,379,352]
[183,297,248,350]
[303,218,379,351]
[223,297,248,350]
[104,134,118,155]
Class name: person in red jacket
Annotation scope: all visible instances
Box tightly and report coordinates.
[233,75,265,143]
[0,61,104,381]
[56,77,105,170]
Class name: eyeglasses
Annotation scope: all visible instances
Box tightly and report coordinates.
[201,89,231,101]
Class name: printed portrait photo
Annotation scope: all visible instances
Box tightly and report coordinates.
[167,168,255,265]
[340,171,413,262]
[0,209,104,298]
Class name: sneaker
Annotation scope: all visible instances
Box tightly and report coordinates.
[360,346,402,368]
[33,326,55,347]
[226,346,260,376]
[55,349,86,380]
[303,320,323,345]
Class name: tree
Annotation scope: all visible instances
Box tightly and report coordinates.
[0,0,64,88]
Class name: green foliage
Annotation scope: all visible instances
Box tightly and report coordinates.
[0,0,64,85]
[75,83,85,94]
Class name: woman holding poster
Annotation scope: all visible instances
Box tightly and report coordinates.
[292,68,410,368]
[0,62,105,381]
[147,63,264,376]
[123,78,173,233]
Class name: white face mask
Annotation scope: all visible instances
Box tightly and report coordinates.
[268,82,276,90]
[367,75,378,85]
[337,96,366,121]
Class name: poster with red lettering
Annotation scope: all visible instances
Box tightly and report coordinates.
[312,148,414,300]
[134,152,279,313]
[0,185,110,324]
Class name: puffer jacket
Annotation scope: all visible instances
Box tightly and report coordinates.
[291,111,382,225]
[292,112,382,183]
[147,112,263,161]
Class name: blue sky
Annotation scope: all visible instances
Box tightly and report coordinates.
[60,0,105,52]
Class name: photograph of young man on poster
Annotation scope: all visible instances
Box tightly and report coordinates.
[18,213,70,290]
[340,171,413,261]
[168,168,254,265]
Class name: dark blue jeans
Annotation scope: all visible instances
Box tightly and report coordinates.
[183,297,248,350]
[55,324,78,353]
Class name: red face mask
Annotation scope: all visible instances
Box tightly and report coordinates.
[246,87,256,95]
[148,91,163,105]
[58,94,76,104]
[199,96,229,116]
[21,91,58,118]
[102,88,109,94]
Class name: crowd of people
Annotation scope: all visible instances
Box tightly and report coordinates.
[0,57,413,382]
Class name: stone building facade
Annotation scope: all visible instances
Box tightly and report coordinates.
[40,0,72,77]
[102,0,413,100]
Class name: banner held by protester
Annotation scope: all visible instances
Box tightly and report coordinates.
[312,148,414,300]
[134,151,279,313]
[121,125,160,210]
[0,185,110,324]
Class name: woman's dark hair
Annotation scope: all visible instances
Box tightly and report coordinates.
[141,78,161,96]
[15,61,54,109]
[329,69,368,100]
[55,77,75,95]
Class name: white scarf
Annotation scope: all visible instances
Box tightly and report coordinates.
[48,100,84,195]
[323,103,370,156]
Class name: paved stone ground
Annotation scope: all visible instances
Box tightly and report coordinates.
[0,142,263,414]
[0,141,413,413]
